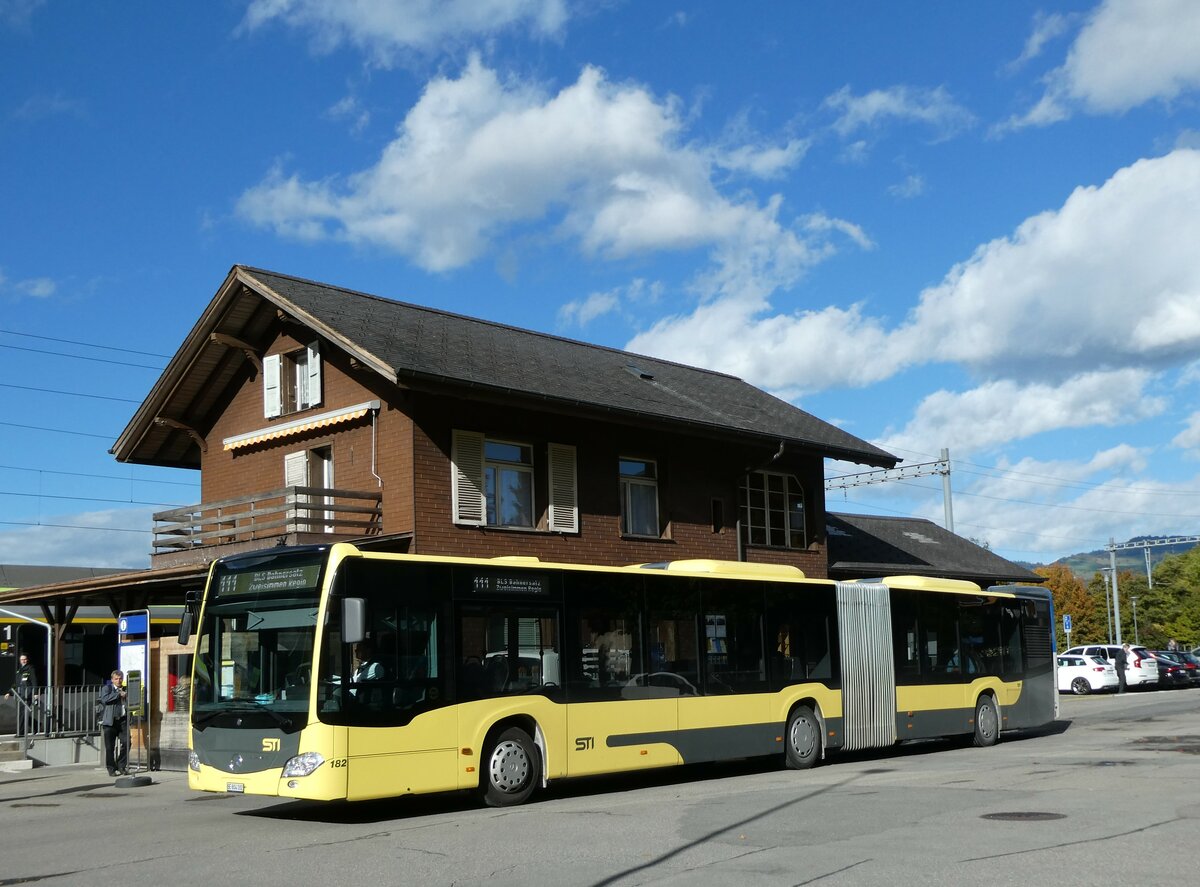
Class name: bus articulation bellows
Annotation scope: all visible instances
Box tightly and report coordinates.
[180,543,1056,806]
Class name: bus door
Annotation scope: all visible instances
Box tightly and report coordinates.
[327,559,459,801]
[678,583,773,763]
[455,604,566,779]
[564,574,678,776]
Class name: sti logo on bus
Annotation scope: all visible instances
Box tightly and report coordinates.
[575,736,595,751]
[262,737,281,752]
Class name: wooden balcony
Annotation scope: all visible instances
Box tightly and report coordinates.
[151,486,383,567]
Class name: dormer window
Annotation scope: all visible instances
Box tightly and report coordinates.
[264,342,323,418]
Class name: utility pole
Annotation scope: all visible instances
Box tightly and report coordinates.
[1109,540,1123,646]
[1100,569,1113,645]
[1104,536,1200,643]
[826,449,954,531]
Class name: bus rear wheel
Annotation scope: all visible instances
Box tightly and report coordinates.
[481,726,539,807]
[785,705,820,770]
[972,695,999,748]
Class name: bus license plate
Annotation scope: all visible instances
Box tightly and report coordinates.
[226,783,245,793]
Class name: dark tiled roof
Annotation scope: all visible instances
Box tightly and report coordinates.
[826,513,1043,585]
[0,564,127,590]
[244,267,896,467]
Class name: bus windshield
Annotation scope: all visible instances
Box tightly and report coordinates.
[192,551,326,730]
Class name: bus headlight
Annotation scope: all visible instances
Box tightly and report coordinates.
[282,752,325,777]
[189,751,201,772]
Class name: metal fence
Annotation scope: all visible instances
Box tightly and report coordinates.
[4,685,103,741]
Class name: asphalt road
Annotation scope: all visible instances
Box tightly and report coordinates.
[1,688,1197,886]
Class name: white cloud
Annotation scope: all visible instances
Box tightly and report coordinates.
[1172,412,1200,454]
[824,85,975,141]
[715,138,809,179]
[898,149,1200,375]
[1002,0,1200,131]
[0,268,55,299]
[887,173,925,199]
[630,149,1200,455]
[558,278,664,330]
[877,370,1166,457]
[239,0,567,62]
[1004,11,1074,73]
[0,0,44,30]
[0,508,154,569]
[558,290,619,328]
[240,57,842,287]
[326,94,370,134]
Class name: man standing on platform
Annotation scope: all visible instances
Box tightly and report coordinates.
[99,669,129,776]
[1114,644,1129,694]
[4,653,37,736]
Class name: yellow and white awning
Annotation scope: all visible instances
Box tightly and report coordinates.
[223,400,379,451]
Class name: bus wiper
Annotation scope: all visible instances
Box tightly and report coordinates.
[195,698,293,729]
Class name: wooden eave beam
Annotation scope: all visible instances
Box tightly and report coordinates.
[209,332,263,374]
[153,417,208,453]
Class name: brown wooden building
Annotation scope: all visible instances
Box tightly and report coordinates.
[114,265,899,574]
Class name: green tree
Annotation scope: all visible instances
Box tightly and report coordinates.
[1140,547,1200,648]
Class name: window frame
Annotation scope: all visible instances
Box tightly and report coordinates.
[484,438,536,529]
[618,456,660,537]
[450,431,578,533]
[264,342,322,419]
[739,470,807,549]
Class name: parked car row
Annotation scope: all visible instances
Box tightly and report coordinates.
[1058,644,1200,695]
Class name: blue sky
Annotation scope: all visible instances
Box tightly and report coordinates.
[3,0,1200,569]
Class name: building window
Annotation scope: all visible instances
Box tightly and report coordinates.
[485,440,534,528]
[619,457,659,536]
[264,342,322,418]
[740,471,806,549]
[451,431,578,532]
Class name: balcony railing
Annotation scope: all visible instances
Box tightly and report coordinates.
[152,485,383,554]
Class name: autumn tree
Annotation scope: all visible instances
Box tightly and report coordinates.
[1036,564,1103,647]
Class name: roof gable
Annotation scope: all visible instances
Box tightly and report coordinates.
[114,265,898,469]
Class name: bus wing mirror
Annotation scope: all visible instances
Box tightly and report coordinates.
[342,597,366,644]
[178,590,201,645]
[177,610,193,645]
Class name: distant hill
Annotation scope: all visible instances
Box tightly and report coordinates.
[1049,535,1200,579]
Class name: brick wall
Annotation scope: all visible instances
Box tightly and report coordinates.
[409,392,828,575]
[192,330,828,575]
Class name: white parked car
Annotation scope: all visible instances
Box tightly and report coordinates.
[1062,644,1159,688]
[1057,654,1118,695]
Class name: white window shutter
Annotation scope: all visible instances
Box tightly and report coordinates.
[263,353,282,419]
[284,450,309,487]
[547,443,579,533]
[451,430,486,526]
[284,450,310,531]
[306,341,322,408]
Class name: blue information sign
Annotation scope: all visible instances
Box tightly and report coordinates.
[1063,613,1072,633]
[118,613,148,635]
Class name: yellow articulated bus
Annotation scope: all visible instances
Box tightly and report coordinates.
[180,543,1056,806]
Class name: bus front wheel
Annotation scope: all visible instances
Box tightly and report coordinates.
[972,695,999,748]
[481,726,540,807]
[785,705,820,770]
